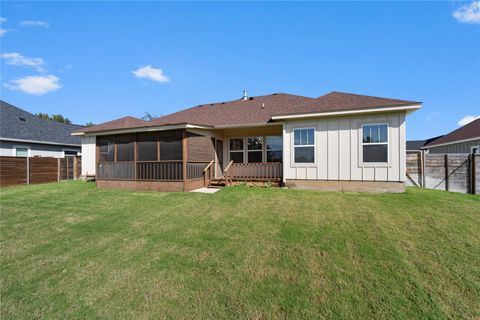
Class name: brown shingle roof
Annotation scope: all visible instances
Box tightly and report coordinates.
[423,118,480,148]
[147,93,312,127]
[273,91,421,117]
[75,91,421,134]
[76,116,147,133]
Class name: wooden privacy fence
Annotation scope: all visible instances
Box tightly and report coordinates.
[0,156,81,187]
[406,152,479,194]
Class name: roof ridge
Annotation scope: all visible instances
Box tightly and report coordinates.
[328,91,422,104]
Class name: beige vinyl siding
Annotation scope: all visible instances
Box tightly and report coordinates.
[283,112,406,182]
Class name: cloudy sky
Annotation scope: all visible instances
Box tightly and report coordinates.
[0,1,479,139]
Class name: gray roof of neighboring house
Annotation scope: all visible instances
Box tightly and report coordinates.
[406,136,443,151]
[0,100,83,146]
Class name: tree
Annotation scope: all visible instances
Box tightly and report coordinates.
[85,122,95,127]
[141,112,160,121]
[36,113,72,124]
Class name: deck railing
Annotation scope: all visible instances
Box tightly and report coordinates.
[97,162,135,180]
[136,161,183,180]
[187,162,210,180]
[231,162,283,180]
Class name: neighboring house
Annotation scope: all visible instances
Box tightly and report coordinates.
[73,91,421,192]
[422,119,480,154]
[406,136,443,152]
[0,100,83,158]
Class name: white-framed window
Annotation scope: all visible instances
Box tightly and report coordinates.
[472,145,479,154]
[266,136,283,162]
[13,145,30,157]
[293,128,315,164]
[362,123,389,163]
[247,137,263,163]
[63,149,79,157]
[229,138,244,163]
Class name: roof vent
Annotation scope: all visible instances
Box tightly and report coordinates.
[242,90,248,100]
[249,97,254,100]
[19,117,26,121]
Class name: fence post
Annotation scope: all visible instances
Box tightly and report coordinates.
[26,157,30,185]
[472,154,476,195]
[444,154,449,191]
[57,158,60,182]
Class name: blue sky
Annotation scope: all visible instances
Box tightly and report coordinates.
[1,1,479,140]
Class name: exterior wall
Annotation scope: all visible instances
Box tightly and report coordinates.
[426,139,480,154]
[283,112,406,182]
[0,140,80,158]
[81,136,96,176]
[187,132,215,162]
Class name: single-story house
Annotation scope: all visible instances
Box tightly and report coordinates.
[0,100,83,158]
[422,119,480,154]
[406,136,443,152]
[73,91,421,192]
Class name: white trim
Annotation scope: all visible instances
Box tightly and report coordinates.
[422,136,480,149]
[214,122,282,129]
[13,145,31,157]
[471,145,479,154]
[272,104,421,120]
[359,123,390,167]
[291,127,316,166]
[1,137,80,147]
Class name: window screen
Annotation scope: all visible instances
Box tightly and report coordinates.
[229,138,244,163]
[266,136,282,162]
[98,139,115,162]
[116,136,134,161]
[159,131,182,161]
[137,134,158,161]
[247,137,263,163]
[15,147,28,157]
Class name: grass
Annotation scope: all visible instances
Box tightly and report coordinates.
[0,181,479,319]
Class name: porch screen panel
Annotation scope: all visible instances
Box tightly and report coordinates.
[116,136,134,161]
[98,138,115,162]
[159,131,183,161]
[247,137,263,163]
[137,134,158,161]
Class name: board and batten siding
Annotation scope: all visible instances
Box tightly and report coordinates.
[283,112,406,182]
[81,136,96,176]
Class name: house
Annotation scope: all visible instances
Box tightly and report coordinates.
[0,100,83,158]
[422,119,480,154]
[73,91,421,192]
[406,136,443,152]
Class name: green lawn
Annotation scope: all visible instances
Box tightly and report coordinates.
[1,181,479,319]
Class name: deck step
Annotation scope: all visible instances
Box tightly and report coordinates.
[208,179,226,187]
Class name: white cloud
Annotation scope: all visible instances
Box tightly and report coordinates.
[458,115,480,126]
[1,52,46,72]
[0,28,8,37]
[0,17,6,24]
[4,75,61,95]
[453,1,480,24]
[20,20,49,28]
[426,111,440,121]
[132,65,170,83]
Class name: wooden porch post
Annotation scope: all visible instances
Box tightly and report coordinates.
[182,130,188,191]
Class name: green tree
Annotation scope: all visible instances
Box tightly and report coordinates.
[85,122,95,127]
[36,113,72,124]
[141,112,160,121]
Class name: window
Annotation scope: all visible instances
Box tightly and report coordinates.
[64,150,78,157]
[266,136,283,162]
[98,139,115,162]
[229,138,244,163]
[362,124,388,163]
[116,136,134,161]
[293,128,315,163]
[247,137,263,163]
[15,147,29,157]
[159,131,182,161]
[137,134,158,161]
